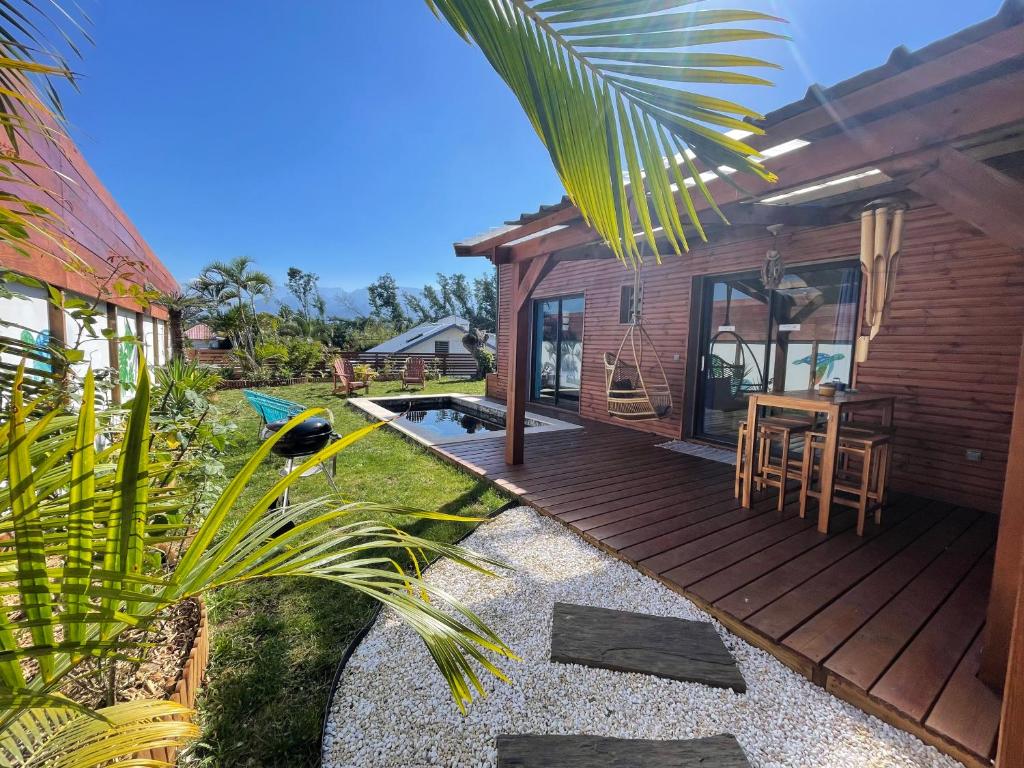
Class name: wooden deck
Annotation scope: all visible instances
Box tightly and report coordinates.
[431,418,1003,767]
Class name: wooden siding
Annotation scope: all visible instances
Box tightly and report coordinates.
[0,116,176,312]
[493,205,1024,512]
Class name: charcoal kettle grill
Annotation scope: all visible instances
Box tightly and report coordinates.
[263,416,340,507]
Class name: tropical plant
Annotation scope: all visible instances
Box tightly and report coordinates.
[0,360,516,760]
[427,1,784,263]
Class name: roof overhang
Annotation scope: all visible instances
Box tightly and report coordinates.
[453,1,1024,262]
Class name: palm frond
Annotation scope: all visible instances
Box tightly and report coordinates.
[1,359,515,729]
[0,700,197,767]
[427,0,785,263]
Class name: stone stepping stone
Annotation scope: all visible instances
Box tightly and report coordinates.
[496,733,751,767]
[550,602,746,692]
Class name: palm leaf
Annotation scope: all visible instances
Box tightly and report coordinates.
[0,700,197,767]
[427,0,784,262]
[1,359,516,730]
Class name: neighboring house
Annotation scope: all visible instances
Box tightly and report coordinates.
[453,7,1024,767]
[0,109,177,404]
[185,323,218,350]
[365,315,496,357]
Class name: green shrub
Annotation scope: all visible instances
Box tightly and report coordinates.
[286,338,325,375]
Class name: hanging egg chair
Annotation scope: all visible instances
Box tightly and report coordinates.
[603,273,673,421]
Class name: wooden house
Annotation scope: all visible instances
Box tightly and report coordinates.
[0,87,177,402]
[450,5,1024,766]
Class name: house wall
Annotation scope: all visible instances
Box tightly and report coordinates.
[493,205,1024,512]
[404,326,473,355]
[0,111,176,313]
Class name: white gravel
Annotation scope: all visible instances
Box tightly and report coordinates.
[323,506,962,768]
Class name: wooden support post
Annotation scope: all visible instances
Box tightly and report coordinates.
[996,547,1024,768]
[106,303,120,406]
[981,337,1024,688]
[505,254,553,465]
[150,315,159,365]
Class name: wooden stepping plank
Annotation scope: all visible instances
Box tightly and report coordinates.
[496,733,751,768]
[550,603,746,692]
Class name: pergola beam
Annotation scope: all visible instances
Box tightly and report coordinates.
[903,147,1024,249]
[501,69,1024,263]
[453,20,1024,261]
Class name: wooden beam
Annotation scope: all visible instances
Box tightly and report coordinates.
[505,254,554,465]
[904,147,1024,249]
[505,69,1024,262]
[106,303,120,406]
[454,21,1024,259]
[981,336,1024,688]
[457,206,581,257]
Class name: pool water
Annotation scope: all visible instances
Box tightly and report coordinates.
[381,398,505,437]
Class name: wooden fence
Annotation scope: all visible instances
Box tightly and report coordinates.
[343,352,480,380]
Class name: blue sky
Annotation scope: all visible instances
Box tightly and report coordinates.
[62,1,1003,291]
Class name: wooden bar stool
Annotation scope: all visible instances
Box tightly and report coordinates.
[734,416,814,511]
[757,416,815,513]
[800,428,893,535]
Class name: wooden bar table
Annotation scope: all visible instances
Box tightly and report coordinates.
[742,389,896,533]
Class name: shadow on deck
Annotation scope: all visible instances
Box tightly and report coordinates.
[429,417,1002,768]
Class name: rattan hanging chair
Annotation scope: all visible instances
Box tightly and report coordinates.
[604,317,673,422]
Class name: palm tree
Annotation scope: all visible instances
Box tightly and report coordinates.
[160,290,209,362]
[200,256,273,317]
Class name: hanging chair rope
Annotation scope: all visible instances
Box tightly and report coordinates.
[604,259,673,421]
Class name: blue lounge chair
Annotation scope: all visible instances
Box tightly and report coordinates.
[243,389,306,434]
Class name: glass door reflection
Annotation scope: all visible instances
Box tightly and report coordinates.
[531,294,584,411]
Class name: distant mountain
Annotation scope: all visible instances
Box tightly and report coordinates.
[255,286,424,319]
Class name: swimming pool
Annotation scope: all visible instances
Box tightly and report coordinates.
[348,394,580,446]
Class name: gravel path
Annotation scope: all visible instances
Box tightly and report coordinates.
[323,506,962,768]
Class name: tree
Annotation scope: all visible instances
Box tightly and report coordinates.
[285,266,324,323]
[367,272,408,329]
[405,270,498,331]
[198,256,273,319]
[160,290,207,362]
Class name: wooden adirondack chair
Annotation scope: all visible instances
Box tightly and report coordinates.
[401,357,426,390]
[332,358,369,396]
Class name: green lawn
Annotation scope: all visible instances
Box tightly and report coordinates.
[191,377,507,767]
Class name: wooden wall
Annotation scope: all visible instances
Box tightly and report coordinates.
[493,205,1024,513]
[0,115,176,314]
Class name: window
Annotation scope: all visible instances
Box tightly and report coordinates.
[434,340,450,355]
[620,283,641,324]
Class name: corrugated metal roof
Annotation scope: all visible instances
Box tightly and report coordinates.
[365,315,496,354]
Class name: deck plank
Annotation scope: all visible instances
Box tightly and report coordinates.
[823,514,998,689]
[868,549,995,721]
[782,507,978,662]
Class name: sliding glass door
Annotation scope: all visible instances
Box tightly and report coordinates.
[532,294,584,411]
[695,261,861,444]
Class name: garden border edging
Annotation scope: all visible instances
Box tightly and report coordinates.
[318,500,519,766]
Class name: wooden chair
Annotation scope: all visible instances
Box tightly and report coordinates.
[332,358,369,396]
[800,427,893,535]
[401,357,426,390]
